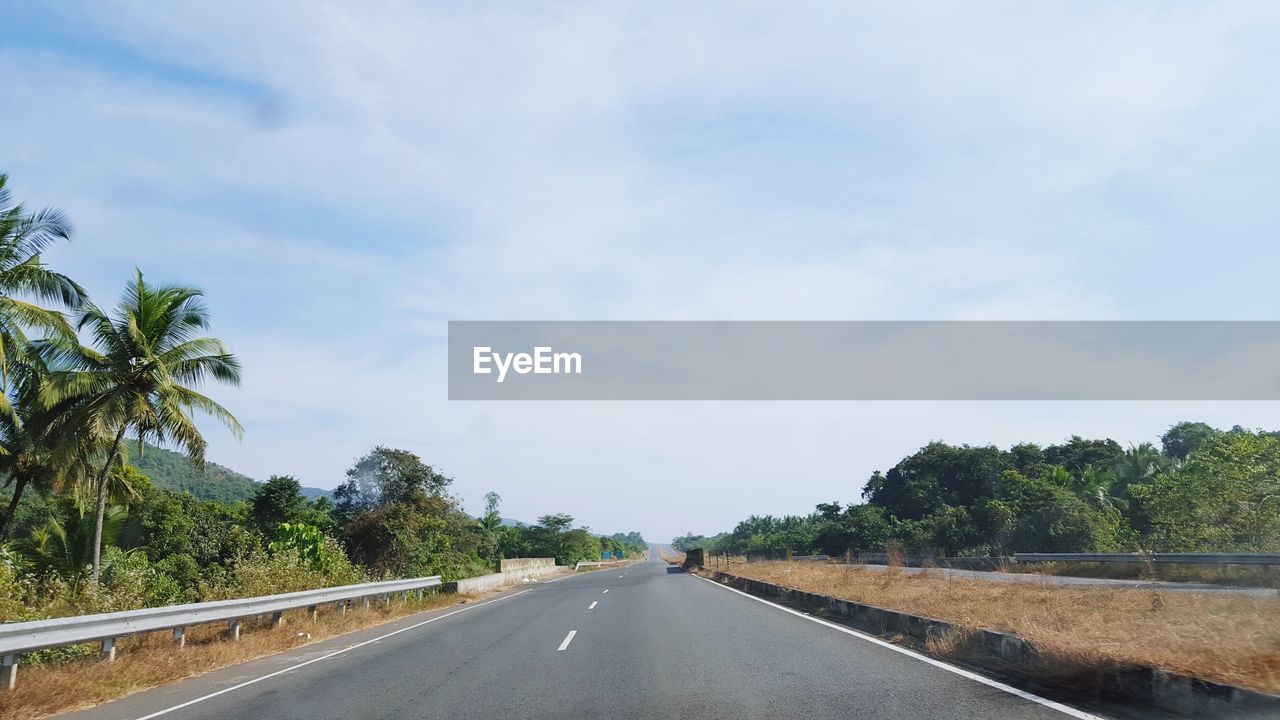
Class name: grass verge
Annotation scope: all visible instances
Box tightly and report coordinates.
[0,591,467,720]
[716,561,1280,694]
[1003,561,1280,588]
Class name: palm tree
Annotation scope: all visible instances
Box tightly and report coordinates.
[0,352,96,539]
[1112,442,1166,489]
[42,270,242,581]
[15,503,128,581]
[1045,463,1126,515]
[1076,464,1126,516]
[479,490,503,533]
[1111,442,1170,540]
[0,174,86,400]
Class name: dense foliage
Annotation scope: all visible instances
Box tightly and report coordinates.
[0,175,645,629]
[674,422,1280,557]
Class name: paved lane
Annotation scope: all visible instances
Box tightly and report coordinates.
[57,552,1143,720]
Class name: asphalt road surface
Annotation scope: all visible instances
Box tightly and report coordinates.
[56,550,1168,720]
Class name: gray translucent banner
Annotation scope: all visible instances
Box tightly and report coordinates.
[447,321,1280,400]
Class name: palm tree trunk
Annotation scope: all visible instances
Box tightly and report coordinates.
[0,475,29,540]
[91,426,127,583]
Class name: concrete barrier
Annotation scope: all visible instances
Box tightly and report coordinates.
[446,563,564,594]
[682,549,705,570]
[709,571,1280,718]
[499,558,555,573]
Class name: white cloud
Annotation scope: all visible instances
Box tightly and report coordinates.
[4,2,1280,537]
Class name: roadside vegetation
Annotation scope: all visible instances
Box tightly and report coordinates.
[0,174,646,649]
[719,561,1280,694]
[674,423,1280,561]
[0,589,461,720]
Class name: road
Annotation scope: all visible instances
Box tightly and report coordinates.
[57,550,1161,720]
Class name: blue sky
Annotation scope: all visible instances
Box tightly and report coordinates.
[4,2,1280,540]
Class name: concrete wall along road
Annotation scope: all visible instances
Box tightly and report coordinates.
[447,560,563,594]
[498,558,555,573]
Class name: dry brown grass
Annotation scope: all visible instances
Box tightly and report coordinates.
[0,591,467,720]
[700,553,747,570]
[1006,561,1280,588]
[720,561,1280,693]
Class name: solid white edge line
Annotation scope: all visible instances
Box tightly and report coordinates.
[131,589,534,720]
[602,589,609,593]
[557,630,577,651]
[588,601,598,610]
[693,575,1105,720]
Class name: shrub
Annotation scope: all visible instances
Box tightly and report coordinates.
[205,546,363,600]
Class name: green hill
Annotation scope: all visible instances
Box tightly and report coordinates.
[130,443,330,504]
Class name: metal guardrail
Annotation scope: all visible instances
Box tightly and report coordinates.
[790,555,830,562]
[1014,552,1280,566]
[0,575,442,690]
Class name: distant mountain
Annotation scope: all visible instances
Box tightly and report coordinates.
[467,515,530,527]
[130,443,331,504]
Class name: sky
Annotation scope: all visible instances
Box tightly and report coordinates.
[4,2,1280,541]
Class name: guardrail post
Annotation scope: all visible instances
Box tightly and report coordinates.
[308,605,318,621]
[336,600,347,616]
[272,611,285,628]
[400,591,408,604]
[2,654,16,691]
[362,596,370,610]
[101,638,116,662]
[173,627,186,649]
[228,619,241,641]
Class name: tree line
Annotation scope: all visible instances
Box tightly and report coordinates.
[673,422,1280,557]
[0,174,644,626]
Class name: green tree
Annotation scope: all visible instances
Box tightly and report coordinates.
[100,465,151,508]
[813,503,891,556]
[477,491,504,562]
[0,174,85,401]
[1042,436,1124,474]
[334,446,451,518]
[16,502,128,580]
[1132,430,1280,551]
[1160,421,1220,460]
[0,356,96,539]
[863,443,1010,521]
[42,271,243,581]
[479,491,503,533]
[251,475,307,535]
[558,528,600,565]
[1111,442,1166,492]
[342,494,488,580]
[121,487,258,593]
[536,513,573,532]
